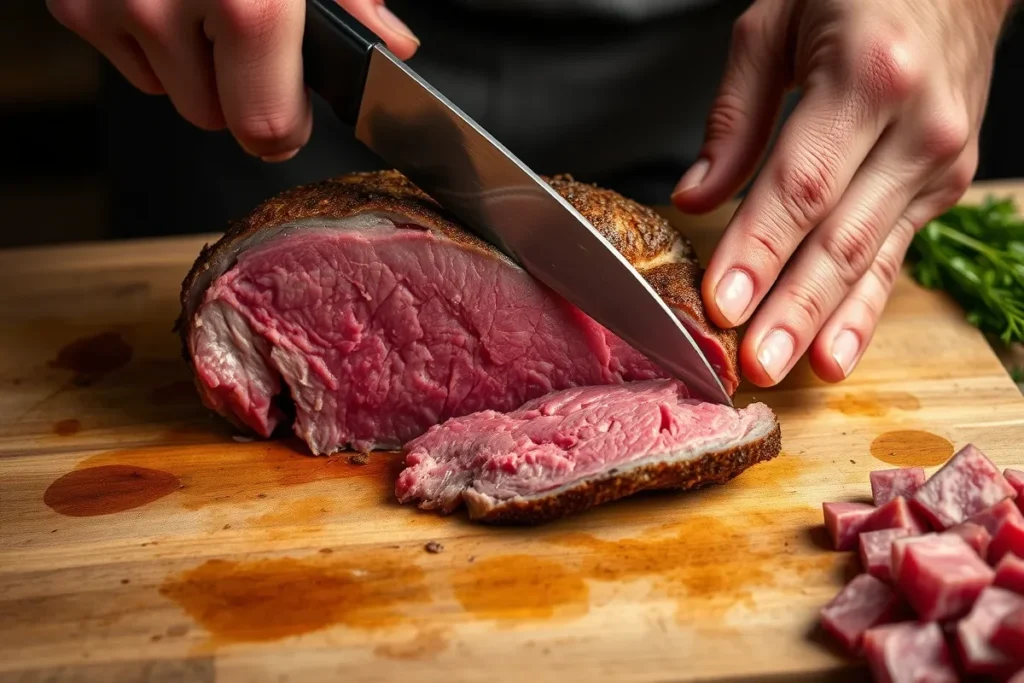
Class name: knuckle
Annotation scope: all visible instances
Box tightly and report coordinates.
[917,111,971,162]
[216,0,281,40]
[871,245,904,291]
[784,282,829,329]
[823,222,879,288]
[745,226,789,274]
[773,153,837,230]
[853,37,922,103]
[233,106,306,152]
[705,90,747,144]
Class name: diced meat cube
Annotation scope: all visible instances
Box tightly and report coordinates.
[993,607,1024,662]
[860,528,912,582]
[895,533,995,621]
[968,498,1024,536]
[1006,468,1024,500]
[1008,669,1024,683]
[891,534,939,580]
[944,522,992,559]
[911,443,1016,530]
[956,587,1024,676]
[819,573,903,654]
[863,622,958,683]
[863,497,928,535]
[991,518,1024,566]
[995,554,1024,595]
[871,467,927,507]
[824,502,876,551]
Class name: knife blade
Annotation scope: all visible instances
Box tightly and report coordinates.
[301,0,731,406]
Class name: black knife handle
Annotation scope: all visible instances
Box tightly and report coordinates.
[302,0,383,126]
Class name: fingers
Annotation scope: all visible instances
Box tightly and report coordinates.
[47,0,164,94]
[805,215,917,383]
[119,2,225,130]
[670,6,787,214]
[337,0,420,61]
[807,145,978,382]
[737,111,965,386]
[206,0,312,161]
[700,85,884,332]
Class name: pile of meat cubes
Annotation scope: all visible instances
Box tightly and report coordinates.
[819,444,1024,681]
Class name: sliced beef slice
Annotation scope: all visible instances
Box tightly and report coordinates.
[911,443,1016,529]
[179,171,739,453]
[395,380,779,523]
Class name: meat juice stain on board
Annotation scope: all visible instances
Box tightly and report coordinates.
[825,391,920,417]
[60,440,403,512]
[451,509,827,625]
[147,380,197,405]
[43,465,181,516]
[159,552,431,645]
[870,430,953,467]
[53,418,81,436]
[48,331,133,383]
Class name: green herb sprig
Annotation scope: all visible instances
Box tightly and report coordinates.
[909,195,1024,345]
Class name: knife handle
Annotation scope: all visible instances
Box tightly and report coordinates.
[302,0,383,126]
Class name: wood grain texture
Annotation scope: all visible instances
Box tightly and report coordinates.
[1,182,1023,682]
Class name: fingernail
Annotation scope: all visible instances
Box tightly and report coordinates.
[713,269,753,326]
[261,148,300,163]
[757,329,795,383]
[376,4,420,45]
[831,329,861,378]
[672,158,709,196]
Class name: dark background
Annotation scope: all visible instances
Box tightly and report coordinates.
[3,2,1022,249]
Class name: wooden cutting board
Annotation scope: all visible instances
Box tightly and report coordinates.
[3,182,1024,683]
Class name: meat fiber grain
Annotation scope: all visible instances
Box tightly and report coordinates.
[911,444,1016,529]
[824,502,877,551]
[995,554,1024,594]
[956,587,1024,676]
[863,622,958,683]
[179,171,740,454]
[895,533,994,621]
[870,468,926,507]
[395,380,779,523]
[859,528,912,583]
[819,573,904,653]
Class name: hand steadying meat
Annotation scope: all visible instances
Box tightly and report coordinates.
[44,0,420,161]
[48,0,1011,388]
[671,0,1012,387]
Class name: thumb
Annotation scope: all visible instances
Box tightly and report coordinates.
[336,0,420,60]
[671,7,786,214]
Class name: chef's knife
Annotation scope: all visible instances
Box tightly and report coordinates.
[301,0,732,406]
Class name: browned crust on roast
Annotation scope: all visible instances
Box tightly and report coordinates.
[178,170,737,387]
[467,423,781,524]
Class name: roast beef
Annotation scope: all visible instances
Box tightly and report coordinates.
[179,170,741,454]
[396,380,779,523]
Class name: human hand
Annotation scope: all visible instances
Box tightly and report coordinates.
[46,0,419,161]
[672,0,1012,386]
